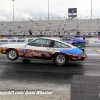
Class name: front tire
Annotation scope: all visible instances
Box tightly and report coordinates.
[7,49,18,61]
[53,53,69,66]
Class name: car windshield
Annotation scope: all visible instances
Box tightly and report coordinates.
[62,37,70,40]
[70,38,74,40]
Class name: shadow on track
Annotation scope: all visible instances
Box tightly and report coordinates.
[0,59,84,84]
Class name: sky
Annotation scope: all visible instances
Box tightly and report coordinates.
[0,0,99,20]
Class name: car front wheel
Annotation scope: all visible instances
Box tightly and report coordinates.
[53,53,69,66]
[7,49,18,61]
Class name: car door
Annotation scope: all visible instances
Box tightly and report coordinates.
[23,38,53,59]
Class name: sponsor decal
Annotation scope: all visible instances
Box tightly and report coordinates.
[23,49,42,57]
[9,40,25,42]
[52,48,72,52]
[52,49,60,51]
[16,49,25,56]
[23,49,28,54]
[22,49,52,58]
[17,40,25,42]
[95,41,100,43]
[32,51,41,56]
[0,40,8,42]
[42,52,50,57]
[9,40,16,42]
[0,47,7,53]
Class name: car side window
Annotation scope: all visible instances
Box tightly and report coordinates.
[28,39,51,47]
[71,38,74,40]
[54,41,70,48]
[62,37,70,41]
[67,37,71,40]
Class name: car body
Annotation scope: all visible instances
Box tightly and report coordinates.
[0,37,86,66]
[61,36,86,48]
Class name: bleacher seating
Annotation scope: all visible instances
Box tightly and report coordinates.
[0,19,100,36]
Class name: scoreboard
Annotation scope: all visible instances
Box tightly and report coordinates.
[68,8,77,19]
[68,8,77,13]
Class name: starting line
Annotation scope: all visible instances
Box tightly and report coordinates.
[85,49,100,56]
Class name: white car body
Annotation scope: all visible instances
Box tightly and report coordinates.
[0,37,86,66]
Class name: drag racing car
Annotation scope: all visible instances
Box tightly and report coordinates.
[61,36,86,48]
[0,37,86,66]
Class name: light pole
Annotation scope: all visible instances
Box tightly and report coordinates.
[48,0,49,20]
[91,0,92,19]
[12,0,15,21]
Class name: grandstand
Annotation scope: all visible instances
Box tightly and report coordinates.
[0,19,100,37]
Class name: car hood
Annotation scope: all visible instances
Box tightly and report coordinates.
[74,39,85,42]
[0,43,27,49]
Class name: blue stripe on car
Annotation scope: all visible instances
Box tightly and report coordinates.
[60,47,83,55]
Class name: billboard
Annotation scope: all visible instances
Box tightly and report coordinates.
[68,8,77,13]
[68,8,77,19]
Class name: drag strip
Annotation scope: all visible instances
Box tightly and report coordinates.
[0,46,100,100]
[0,52,100,89]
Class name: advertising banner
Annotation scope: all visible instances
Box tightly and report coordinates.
[0,37,100,45]
[0,37,26,45]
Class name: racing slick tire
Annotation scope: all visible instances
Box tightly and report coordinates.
[53,53,69,66]
[7,49,19,61]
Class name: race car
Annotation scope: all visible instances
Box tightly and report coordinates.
[0,37,86,66]
[61,36,86,48]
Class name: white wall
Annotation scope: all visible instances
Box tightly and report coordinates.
[0,37,100,45]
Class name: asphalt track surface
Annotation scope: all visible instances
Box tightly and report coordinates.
[0,45,100,100]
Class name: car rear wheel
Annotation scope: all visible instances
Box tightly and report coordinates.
[53,53,69,66]
[7,49,18,61]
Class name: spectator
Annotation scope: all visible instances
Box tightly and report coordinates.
[83,34,86,40]
[29,29,32,36]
